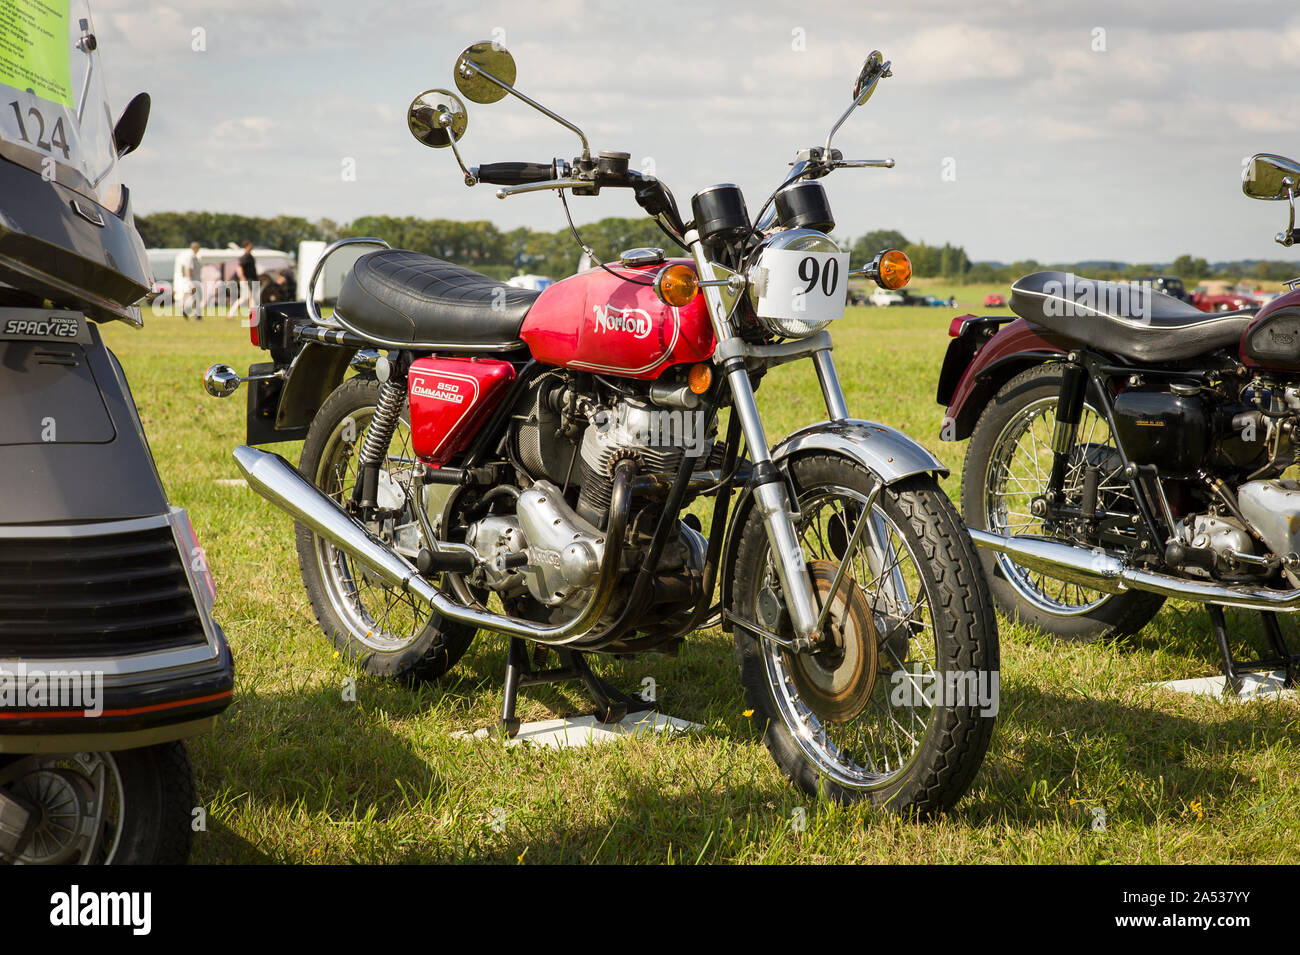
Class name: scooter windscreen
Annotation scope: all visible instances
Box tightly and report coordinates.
[0,0,152,325]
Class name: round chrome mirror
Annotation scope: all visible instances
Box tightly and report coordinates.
[454,41,517,104]
[1244,153,1300,201]
[852,51,885,103]
[203,363,241,399]
[407,89,469,148]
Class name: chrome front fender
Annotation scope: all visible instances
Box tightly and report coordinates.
[718,419,948,631]
[770,418,948,484]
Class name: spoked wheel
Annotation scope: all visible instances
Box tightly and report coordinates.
[0,743,194,865]
[295,376,478,682]
[733,454,999,816]
[962,364,1164,641]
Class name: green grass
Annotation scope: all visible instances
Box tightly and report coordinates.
[98,298,1300,864]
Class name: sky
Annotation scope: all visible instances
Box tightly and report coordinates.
[94,0,1300,264]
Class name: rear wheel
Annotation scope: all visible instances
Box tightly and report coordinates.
[732,455,999,817]
[961,363,1164,641]
[295,376,478,682]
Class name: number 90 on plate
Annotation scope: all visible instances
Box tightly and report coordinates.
[753,247,850,323]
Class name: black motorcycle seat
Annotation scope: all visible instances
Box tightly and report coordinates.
[334,249,541,350]
[1009,270,1255,362]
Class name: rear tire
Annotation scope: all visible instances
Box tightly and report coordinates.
[961,363,1164,641]
[296,376,477,682]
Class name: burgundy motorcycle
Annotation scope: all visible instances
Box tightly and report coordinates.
[205,42,999,814]
[939,153,1300,690]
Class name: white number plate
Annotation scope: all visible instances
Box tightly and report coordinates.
[754,247,850,323]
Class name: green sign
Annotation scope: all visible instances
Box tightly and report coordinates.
[0,0,72,109]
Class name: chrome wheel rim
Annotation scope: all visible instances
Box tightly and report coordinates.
[760,484,937,791]
[312,403,432,653]
[983,396,1131,615]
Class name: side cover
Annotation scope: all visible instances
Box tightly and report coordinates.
[407,356,516,466]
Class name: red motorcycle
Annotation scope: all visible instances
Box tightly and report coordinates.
[207,42,998,814]
[939,153,1300,691]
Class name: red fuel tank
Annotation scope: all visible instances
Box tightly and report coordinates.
[1240,286,1300,371]
[407,357,515,466]
[520,261,715,378]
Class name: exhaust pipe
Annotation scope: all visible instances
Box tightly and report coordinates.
[969,528,1300,612]
[232,446,634,644]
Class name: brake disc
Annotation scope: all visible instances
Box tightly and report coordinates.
[785,559,879,724]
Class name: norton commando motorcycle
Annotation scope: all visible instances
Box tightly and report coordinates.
[939,153,1300,691]
[0,2,233,863]
[208,43,998,814]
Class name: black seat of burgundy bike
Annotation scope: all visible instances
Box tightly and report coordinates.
[334,249,540,349]
[1010,270,1256,362]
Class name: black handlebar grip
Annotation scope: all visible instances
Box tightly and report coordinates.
[476,161,555,186]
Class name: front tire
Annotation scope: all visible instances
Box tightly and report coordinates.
[961,363,1164,641]
[295,376,477,682]
[1,743,194,864]
[732,456,999,817]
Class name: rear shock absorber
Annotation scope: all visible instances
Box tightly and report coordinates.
[353,378,407,511]
[1046,357,1088,503]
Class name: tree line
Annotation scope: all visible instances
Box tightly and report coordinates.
[135,212,1294,284]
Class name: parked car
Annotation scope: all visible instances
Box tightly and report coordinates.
[1132,275,1191,303]
[870,287,906,307]
[984,293,1006,307]
[1192,289,1258,312]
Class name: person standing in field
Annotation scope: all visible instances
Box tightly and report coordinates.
[228,239,258,317]
[174,242,203,320]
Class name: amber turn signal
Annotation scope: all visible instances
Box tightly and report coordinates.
[873,249,911,290]
[687,363,712,394]
[654,263,699,307]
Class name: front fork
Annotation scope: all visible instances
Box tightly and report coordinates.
[690,234,846,649]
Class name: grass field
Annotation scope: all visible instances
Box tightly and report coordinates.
[99,283,1300,864]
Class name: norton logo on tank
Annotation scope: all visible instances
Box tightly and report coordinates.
[409,377,467,404]
[592,303,653,339]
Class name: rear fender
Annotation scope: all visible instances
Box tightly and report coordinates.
[941,317,1070,441]
[718,419,947,630]
[242,340,355,446]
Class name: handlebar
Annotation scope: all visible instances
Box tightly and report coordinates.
[474,161,556,186]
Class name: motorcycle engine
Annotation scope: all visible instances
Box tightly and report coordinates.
[575,397,716,525]
[1238,480,1300,584]
[477,380,714,619]
[464,481,606,609]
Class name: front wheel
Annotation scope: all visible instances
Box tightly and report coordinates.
[732,455,999,816]
[0,743,195,864]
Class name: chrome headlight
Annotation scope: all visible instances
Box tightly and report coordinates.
[746,228,848,339]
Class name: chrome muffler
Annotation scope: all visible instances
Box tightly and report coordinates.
[969,528,1300,612]
[232,446,633,644]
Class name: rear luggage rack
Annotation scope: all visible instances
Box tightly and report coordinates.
[0,523,209,658]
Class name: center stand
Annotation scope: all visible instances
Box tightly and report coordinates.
[498,637,653,738]
[1207,606,1300,695]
